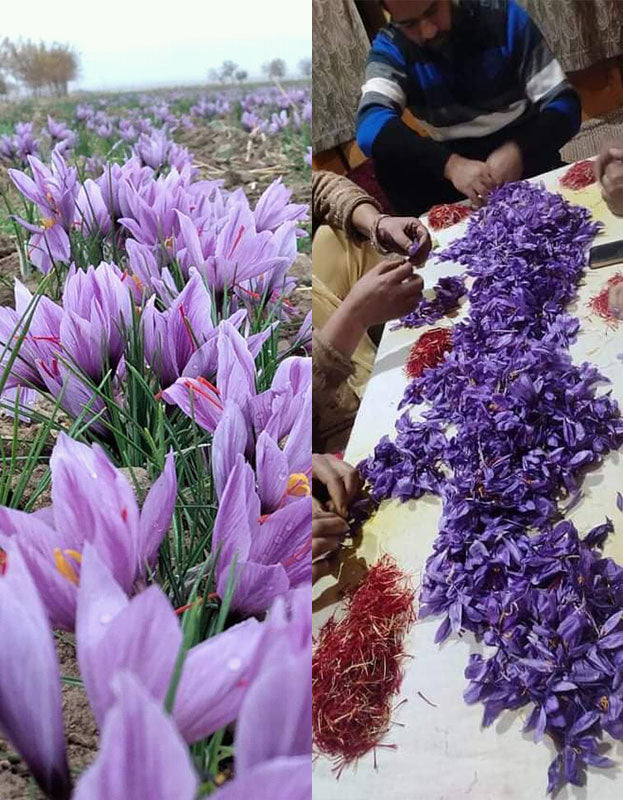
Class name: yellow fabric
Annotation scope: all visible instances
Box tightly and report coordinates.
[312,224,382,398]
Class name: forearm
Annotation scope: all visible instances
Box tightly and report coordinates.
[372,117,453,180]
[319,301,366,361]
[350,202,383,240]
[513,92,581,160]
[312,170,381,241]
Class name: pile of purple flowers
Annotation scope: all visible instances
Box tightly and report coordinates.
[360,182,623,792]
[395,275,466,329]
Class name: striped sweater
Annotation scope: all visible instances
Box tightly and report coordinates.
[356,0,581,176]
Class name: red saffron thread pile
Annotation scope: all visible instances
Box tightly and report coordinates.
[559,160,597,190]
[427,203,472,230]
[405,327,453,379]
[312,556,416,771]
[588,273,623,323]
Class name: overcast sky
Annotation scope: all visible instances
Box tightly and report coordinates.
[2,0,311,91]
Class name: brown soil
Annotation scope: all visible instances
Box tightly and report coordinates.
[0,635,98,799]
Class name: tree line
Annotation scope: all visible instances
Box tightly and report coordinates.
[0,38,79,97]
[209,57,311,85]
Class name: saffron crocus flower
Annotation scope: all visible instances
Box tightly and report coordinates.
[174,202,291,292]
[61,262,133,376]
[161,319,256,429]
[0,539,71,800]
[12,217,71,275]
[0,433,177,629]
[133,128,171,169]
[142,269,216,388]
[8,149,78,231]
[0,278,63,392]
[74,179,112,237]
[253,178,308,233]
[212,455,311,614]
[76,545,183,730]
[73,672,198,800]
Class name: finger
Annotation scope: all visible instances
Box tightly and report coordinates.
[331,459,363,503]
[608,286,623,319]
[312,557,336,583]
[374,256,407,275]
[313,514,350,538]
[474,179,492,198]
[609,147,623,161]
[312,455,350,515]
[410,224,432,265]
[387,222,414,255]
[469,189,484,208]
[312,536,342,560]
[479,171,496,190]
[386,261,416,284]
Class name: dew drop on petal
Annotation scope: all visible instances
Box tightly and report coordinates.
[227,657,242,672]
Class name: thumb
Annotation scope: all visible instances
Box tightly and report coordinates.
[389,224,414,254]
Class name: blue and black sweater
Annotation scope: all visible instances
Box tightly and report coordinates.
[356,0,581,177]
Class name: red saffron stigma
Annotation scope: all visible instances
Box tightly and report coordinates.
[559,160,596,191]
[404,327,452,379]
[183,379,224,410]
[589,273,623,324]
[428,203,472,230]
[230,224,245,255]
[312,556,416,772]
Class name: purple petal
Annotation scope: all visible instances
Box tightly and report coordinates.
[0,540,71,799]
[76,545,182,729]
[73,672,198,800]
[138,450,177,569]
[212,756,310,800]
[173,618,263,743]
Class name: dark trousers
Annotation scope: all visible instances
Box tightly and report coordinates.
[374,121,565,217]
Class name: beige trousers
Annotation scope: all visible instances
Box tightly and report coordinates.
[311,225,382,399]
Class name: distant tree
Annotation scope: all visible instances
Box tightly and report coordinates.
[262,58,287,81]
[43,44,79,96]
[234,69,248,83]
[298,57,311,78]
[209,59,240,84]
[0,38,78,96]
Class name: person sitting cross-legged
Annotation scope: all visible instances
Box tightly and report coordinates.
[357,0,581,215]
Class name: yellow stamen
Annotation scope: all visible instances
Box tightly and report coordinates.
[131,273,144,292]
[53,548,83,585]
[286,473,311,497]
[41,217,56,230]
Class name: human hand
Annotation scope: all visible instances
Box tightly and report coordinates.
[608,283,623,319]
[312,453,362,517]
[444,154,496,207]
[342,257,424,329]
[312,496,349,583]
[486,141,523,185]
[376,216,432,265]
[596,145,623,217]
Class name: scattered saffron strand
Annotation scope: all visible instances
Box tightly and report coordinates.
[312,556,416,772]
[427,203,472,230]
[404,327,452,379]
[559,159,597,190]
[588,273,623,324]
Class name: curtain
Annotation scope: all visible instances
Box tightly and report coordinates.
[312,0,370,152]
[519,0,623,72]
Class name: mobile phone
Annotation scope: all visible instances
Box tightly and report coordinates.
[589,240,623,269]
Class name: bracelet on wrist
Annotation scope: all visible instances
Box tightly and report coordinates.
[369,214,392,254]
